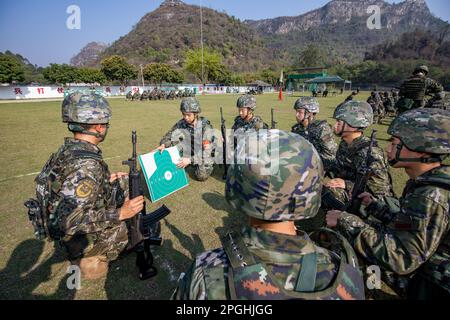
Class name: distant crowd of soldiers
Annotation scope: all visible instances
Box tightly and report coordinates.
[344,65,448,124]
[126,88,195,101]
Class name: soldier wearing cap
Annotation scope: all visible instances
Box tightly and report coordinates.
[26,91,145,279]
[291,97,337,173]
[327,108,450,300]
[171,130,365,300]
[323,101,394,211]
[396,65,443,113]
[157,97,216,181]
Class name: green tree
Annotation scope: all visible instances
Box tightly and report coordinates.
[259,69,278,85]
[0,54,25,83]
[297,44,326,68]
[100,55,137,86]
[143,63,184,85]
[184,48,229,83]
[43,64,79,85]
[77,68,107,84]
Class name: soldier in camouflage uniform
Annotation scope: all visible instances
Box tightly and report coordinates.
[172,130,365,300]
[157,97,215,181]
[367,91,384,124]
[323,101,394,212]
[232,95,269,133]
[327,108,450,299]
[291,97,337,173]
[426,91,449,110]
[382,91,397,116]
[126,91,133,101]
[396,65,444,113]
[25,92,145,279]
[132,90,141,101]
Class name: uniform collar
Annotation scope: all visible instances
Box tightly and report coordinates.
[64,137,102,154]
[242,225,316,255]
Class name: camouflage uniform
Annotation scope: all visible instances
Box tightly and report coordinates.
[231,95,269,132]
[325,101,394,209]
[397,66,444,113]
[132,91,141,101]
[27,92,131,262]
[425,91,449,110]
[291,97,337,172]
[334,109,450,299]
[160,98,215,181]
[172,130,365,300]
[49,138,130,261]
[367,92,383,124]
[126,91,132,100]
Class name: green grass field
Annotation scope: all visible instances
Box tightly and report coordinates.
[0,92,408,299]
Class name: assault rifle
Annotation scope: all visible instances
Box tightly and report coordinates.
[271,108,277,129]
[123,130,171,280]
[322,130,378,217]
[220,107,228,180]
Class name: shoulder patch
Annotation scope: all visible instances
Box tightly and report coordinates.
[75,178,95,198]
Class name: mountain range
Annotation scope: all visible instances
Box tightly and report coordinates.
[70,0,449,72]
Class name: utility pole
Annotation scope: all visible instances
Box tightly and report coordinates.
[140,64,145,90]
[200,0,205,88]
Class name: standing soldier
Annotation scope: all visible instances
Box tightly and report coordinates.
[291,97,337,173]
[24,92,146,280]
[327,108,450,300]
[172,130,365,300]
[396,65,444,113]
[323,101,394,212]
[157,97,215,181]
[382,91,396,116]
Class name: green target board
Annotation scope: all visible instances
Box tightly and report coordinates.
[139,147,189,202]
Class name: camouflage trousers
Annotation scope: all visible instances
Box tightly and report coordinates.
[62,222,129,262]
[190,163,214,181]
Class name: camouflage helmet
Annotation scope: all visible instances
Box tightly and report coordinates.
[333,101,373,128]
[180,97,201,113]
[388,108,450,155]
[237,94,257,110]
[225,130,324,221]
[293,97,320,113]
[414,65,429,75]
[62,91,111,124]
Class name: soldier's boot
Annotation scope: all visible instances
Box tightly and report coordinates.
[75,255,109,280]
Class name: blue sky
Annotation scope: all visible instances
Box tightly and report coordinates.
[0,0,448,67]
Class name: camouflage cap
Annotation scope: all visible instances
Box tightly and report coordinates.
[62,91,111,124]
[180,97,201,113]
[225,130,324,221]
[237,95,257,110]
[388,108,450,154]
[414,65,429,75]
[333,101,373,128]
[293,97,320,113]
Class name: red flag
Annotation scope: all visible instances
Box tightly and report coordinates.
[278,70,283,101]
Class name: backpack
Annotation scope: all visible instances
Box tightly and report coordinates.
[220,229,365,300]
[24,146,104,241]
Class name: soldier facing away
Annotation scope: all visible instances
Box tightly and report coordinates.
[157,97,216,182]
[323,101,394,212]
[396,65,444,113]
[172,130,365,300]
[327,108,450,300]
[291,97,337,173]
[25,92,146,279]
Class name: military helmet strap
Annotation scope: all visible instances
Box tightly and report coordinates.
[392,141,444,165]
